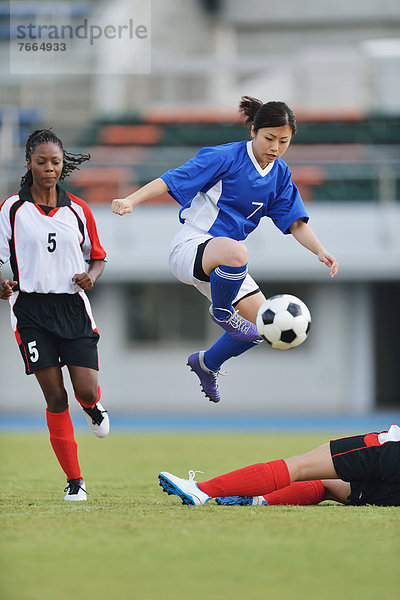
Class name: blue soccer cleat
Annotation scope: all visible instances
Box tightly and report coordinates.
[209,305,261,343]
[215,495,268,506]
[187,351,222,403]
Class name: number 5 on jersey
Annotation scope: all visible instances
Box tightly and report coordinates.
[28,341,39,362]
[47,232,57,253]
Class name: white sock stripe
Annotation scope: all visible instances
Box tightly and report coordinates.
[214,266,248,280]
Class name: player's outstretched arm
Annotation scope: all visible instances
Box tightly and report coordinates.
[111,177,169,216]
[289,219,339,278]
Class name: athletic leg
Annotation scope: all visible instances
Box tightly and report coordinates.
[188,291,266,400]
[285,443,338,481]
[216,479,327,506]
[68,365,99,408]
[35,366,82,481]
[203,290,266,371]
[68,365,109,438]
[243,478,350,506]
[322,479,351,504]
[234,290,267,324]
[202,236,248,276]
[198,444,338,498]
[201,237,260,342]
[185,237,265,400]
[262,480,326,505]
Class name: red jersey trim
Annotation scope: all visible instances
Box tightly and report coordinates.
[363,433,381,447]
[0,194,15,210]
[33,204,61,217]
[67,192,106,260]
[331,433,386,458]
[331,445,367,458]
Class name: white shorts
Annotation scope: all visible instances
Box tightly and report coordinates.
[168,224,260,303]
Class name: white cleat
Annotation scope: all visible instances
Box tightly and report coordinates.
[64,479,87,501]
[158,470,211,505]
[82,402,109,438]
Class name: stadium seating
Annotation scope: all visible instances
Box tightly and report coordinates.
[69,108,400,204]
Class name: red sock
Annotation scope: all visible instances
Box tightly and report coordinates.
[46,409,81,481]
[198,460,290,497]
[263,480,325,505]
[75,385,101,409]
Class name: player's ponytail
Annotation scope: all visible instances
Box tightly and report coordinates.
[239,96,264,127]
[20,128,90,187]
[239,96,297,135]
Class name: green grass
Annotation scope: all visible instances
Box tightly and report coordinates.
[1,431,399,600]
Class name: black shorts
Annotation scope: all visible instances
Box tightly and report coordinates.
[330,432,400,506]
[13,292,99,375]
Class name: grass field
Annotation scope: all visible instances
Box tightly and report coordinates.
[1,430,399,600]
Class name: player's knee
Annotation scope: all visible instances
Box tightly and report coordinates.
[228,242,248,267]
[75,387,98,407]
[285,454,307,481]
[45,391,68,413]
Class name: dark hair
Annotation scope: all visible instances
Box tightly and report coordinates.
[239,96,297,135]
[21,128,90,187]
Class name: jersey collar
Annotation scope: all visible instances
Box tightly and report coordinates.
[19,183,71,207]
[246,141,275,177]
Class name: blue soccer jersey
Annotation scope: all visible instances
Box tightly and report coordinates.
[161,140,308,241]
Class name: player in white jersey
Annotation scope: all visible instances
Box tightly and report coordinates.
[0,129,108,501]
[112,97,339,404]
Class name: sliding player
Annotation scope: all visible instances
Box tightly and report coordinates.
[158,424,400,507]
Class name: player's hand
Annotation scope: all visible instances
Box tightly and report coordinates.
[0,279,17,299]
[318,250,339,278]
[111,198,133,216]
[72,272,94,291]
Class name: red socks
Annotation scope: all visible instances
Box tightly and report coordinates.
[197,461,325,505]
[263,480,326,505]
[198,459,290,497]
[46,408,81,481]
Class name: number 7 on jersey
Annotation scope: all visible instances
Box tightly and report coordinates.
[246,202,263,220]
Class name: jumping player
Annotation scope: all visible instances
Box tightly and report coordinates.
[158,424,400,507]
[0,129,109,501]
[112,97,338,403]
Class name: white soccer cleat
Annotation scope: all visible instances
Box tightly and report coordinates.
[158,470,211,505]
[82,402,109,438]
[64,479,87,501]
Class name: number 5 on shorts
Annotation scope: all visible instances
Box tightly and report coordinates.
[28,340,39,362]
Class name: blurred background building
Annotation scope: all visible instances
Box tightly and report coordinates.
[0,0,399,416]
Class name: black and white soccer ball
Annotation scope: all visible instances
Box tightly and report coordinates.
[256,294,311,350]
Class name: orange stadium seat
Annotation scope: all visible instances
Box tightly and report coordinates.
[99,125,163,145]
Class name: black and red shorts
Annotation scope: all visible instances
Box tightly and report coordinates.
[13,292,99,375]
[330,432,400,506]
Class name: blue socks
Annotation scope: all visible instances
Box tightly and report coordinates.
[204,333,256,372]
[205,263,255,370]
[210,264,248,320]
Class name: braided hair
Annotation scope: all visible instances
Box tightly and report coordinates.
[239,96,297,135]
[21,129,90,187]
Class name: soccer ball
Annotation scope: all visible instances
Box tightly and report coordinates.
[256,294,311,350]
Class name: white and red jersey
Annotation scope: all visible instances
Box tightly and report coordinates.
[0,185,106,294]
